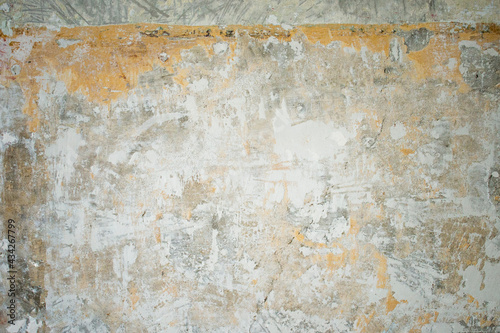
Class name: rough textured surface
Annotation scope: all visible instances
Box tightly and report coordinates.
[0,22,499,332]
[0,0,499,33]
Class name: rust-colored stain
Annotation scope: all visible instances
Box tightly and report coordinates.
[401,148,415,155]
[386,291,403,314]
[374,251,388,289]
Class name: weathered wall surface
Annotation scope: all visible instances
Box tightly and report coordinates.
[0,0,499,31]
[1,22,499,332]
[1,1,500,332]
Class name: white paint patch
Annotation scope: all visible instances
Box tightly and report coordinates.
[10,64,20,75]
[5,316,39,332]
[485,236,500,259]
[484,48,499,56]
[0,3,10,12]
[459,40,481,50]
[206,229,219,271]
[26,317,43,332]
[447,58,457,70]
[454,124,469,135]
[273,100,353,161]
[45,128,86,184]
[227,97,246,112]
[6,319,24,332]
[289,40,304,61]
[360,47,369,65]
[178,95,198,121]
[265,181,285,204]
[90,214,134,252]
[56,39,81,48]
[188,77,209,92]
[263,168,326,209]
[258,98,266,119]
[213,42,228,55]
[2,132,17,145]
[113,244,138,287]
[159,52,169,62]
[390,38,403,62]
[274,119,351,161]
[390,122,407,140]
[37,80,67,109]
[266,15,279,25]
[108,149,128,165]
[460,262,500,305]
[122,244,138,286]
[329,131,348,146]
[130,113,184,138]
[343,47,357,55]
[1,19,12,36]
[299,247,314,257]
[10,35,39,63]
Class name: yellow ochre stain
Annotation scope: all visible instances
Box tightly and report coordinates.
[1,23,498,131]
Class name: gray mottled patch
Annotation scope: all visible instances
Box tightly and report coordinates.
[398,28,434,53]
[137,66,174,94]
[459,44,500,91]
[488,166,500,210]
[3,0,488,28]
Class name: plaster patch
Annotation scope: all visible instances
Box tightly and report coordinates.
[188,77,209,92]
[213,42,229,55]
[56,39,81,48]
[390,122,407,140]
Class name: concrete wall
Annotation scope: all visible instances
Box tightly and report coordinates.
[0,0,499,29]
[1,1,499,333]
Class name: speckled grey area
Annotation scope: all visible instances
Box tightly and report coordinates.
[0,0,499,33]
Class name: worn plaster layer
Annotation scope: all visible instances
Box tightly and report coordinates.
[0,23,499,332]
[0,0,499,31]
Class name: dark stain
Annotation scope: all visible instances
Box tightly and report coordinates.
[3,143,34,216]
[178,115,189,125]
[459,317,498,332]
[384,67,396,74]
[2,142,48,319]
[140,27,170,37]
[16,257,45,314]
[488,168,500,210]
